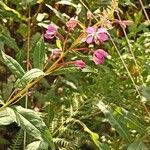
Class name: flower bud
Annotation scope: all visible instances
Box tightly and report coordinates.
[66,18,78,30]
[74,60,86,69]
[93,49,108,65]
[44,24,57,39]
[87,11,93,20]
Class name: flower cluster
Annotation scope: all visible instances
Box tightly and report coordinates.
[44,23,109,70]
[85,26,109,66]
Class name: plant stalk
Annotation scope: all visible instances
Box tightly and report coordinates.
[23,5,31,150]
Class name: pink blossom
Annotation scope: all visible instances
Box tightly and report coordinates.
[74,60,86,69]
[86,27,108,44]
[66,18,78,30]
[51,48,61,59]
[93,49,108,65]
[86,27,96,44]
[44,25,57,39]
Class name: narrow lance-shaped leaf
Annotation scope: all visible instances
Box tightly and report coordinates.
[114,107,145,133]
[26,141,48,150]
[33,36,45,70]
[127,141,148,150]
[0,1,22,19]
[46,4,68,23]
[0,33,20,52]
[97,102,131,143]
[15,68,45,88]
[8,106,55,150]
[56,0,82,15]
[0,50,25,78]
[56,0,77,7]
[52,67,80,75]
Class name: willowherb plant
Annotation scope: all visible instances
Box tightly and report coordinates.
[0,0,150,149]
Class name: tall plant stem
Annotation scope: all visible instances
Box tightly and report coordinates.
[117,13,144,85]
[24,5,31,150]
[109,34,150,118]
[139,0,150,24]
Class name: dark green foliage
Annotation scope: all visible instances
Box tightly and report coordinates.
[0,0,150,150]
[9,129,24,150]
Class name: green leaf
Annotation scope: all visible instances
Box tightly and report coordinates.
[0,108,14,125]
[0,50,25,78]
[0,1,22,19]
[56,0,82,15]
[82,66,98,74]
[46,4,68,23]
[56,39,62,50]
[22,0,37,5]
[56,0,77,8]
[26,141,48,150]
[140,86,150,101]
[52,67,80,75]
[112,106,145,133]
[0,95,4,105]
[15,68,45,88]
[0,31,20,52]
[97,102,131,143]
[127,141,148,150]
[33,36,45,70]
[9,106,55,150]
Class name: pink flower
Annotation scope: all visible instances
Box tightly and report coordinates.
[44,25,57,39]
[66,18,78,30]
[86,27,108,44]
[74,60,86,69]
[51,48,61,59]
[86,27,96,44]
[93,49,108,65]
[97,28,109,42]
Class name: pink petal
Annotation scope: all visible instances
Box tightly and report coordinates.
[93,56,105,65]
[46,30,55,35]
[96,49,108,57]
[66,18,78,30]
[44,33,54,39]
[92,49,108,65]
[86,27,96,34]
[86,35,94,44]
[74,60,86,69]
[97,33,109,42]
[97,27,107,33]
[48,25,56,32]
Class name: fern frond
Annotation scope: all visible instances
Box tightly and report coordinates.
[9,129,23,150]
[54,138,77,150]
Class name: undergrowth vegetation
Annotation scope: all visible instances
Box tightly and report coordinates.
[0,0,150,150]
